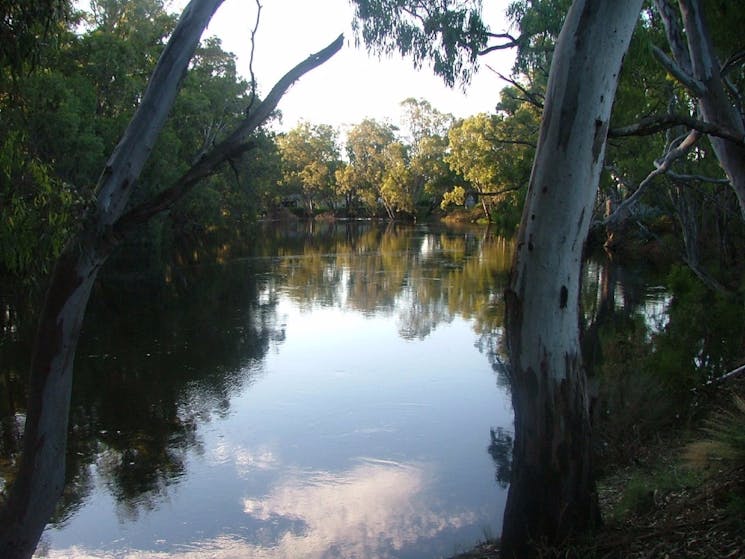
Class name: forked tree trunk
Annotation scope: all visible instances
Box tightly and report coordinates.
[678,0,745,219]
[501,2,642,557]
[0,1,342,556]
[654,0,745,219]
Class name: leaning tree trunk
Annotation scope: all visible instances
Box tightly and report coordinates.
[0,3,224,555]
[0,0,342,556]
[501,2,642,557]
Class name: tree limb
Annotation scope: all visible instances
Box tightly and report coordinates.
[486,66,544,109]
[604,129,702,227]
[245,0,262,114]
[479,32,521,55]
[471,185,521,197]
[609,112,745,144]
[652,45,705,97]
[653,0,693,74]
[115,34,344,233]
[666,170,730,185]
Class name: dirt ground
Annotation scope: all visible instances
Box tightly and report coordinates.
[448,377,745,559]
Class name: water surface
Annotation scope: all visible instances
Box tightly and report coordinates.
[17,223,514,558]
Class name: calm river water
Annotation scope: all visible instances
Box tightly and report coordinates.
[0,221,672,558]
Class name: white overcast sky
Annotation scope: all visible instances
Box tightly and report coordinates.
[191,0,516,132]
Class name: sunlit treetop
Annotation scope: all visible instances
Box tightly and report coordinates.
[349,0,490,88]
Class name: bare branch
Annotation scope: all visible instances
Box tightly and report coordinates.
[722,48,745,76]
[245,0,262,114]
[115,34,344,233]
[479,32,521,55]
[609,112,745,144]
[486,65,544,109]
[604,129,702,227]
[652,45,705,96]
[666,170,730,185]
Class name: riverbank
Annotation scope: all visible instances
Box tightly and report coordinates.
[451,375,745,558]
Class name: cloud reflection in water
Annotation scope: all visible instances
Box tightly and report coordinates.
[42,457,478,558]
[239,457,477,558]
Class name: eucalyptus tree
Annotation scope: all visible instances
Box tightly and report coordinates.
[0,0,342,555]
[343,118,398,215]
[349,2,642,556]
[277,121,341,214]
[446,111,535,225]
[502,3,643,554]
[380,141,415,217]
[400,98,458,214]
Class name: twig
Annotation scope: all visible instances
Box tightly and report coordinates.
[707,363,745,385]
[245,0,262,115]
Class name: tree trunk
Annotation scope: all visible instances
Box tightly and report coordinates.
[655,0,745,219]
[501,2,642,557]
[0,3,225,556]
[480,194,492,221]
[0,1,342,556]
[679,0,745,218]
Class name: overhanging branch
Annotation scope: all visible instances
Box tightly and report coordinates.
[609,112,745,145]
[115,34,344,233]
[479,32,521,55]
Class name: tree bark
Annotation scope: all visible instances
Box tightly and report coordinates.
[501,2,642,557]
[654,0,745,219]
[0,1,342,556]
[678,0,745,219]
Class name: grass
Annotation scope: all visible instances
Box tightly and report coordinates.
[685,395,745,470]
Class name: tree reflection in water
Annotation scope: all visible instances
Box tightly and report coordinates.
[5,222,735,557]
[1,222,516,554]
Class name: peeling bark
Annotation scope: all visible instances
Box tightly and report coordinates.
[501,1,642,557]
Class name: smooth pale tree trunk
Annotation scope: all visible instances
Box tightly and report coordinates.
[501,1,642,557]
[0,0,342,556]
[678,0,745,219]
[653,0,745,219]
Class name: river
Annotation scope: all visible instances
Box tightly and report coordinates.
[0,221,683,558]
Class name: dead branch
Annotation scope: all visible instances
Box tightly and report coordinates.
[115,34,344,233]
[245,0,261,114]
[603,129,702,227]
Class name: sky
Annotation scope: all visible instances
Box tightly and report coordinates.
[191,0,516,132]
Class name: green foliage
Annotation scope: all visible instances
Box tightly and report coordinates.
[612,464,701,520]
[350,0,488,87]
[0,132,81,278]
[505,0,570,79]
[343,118,398,215]
[446,111,535,226]
[0,0,70,74]
[0,0,278,278]
[441,185,467,210]
[400,98,459,214]
[277,121,341,214]
[648,266,745,391]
